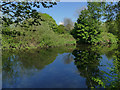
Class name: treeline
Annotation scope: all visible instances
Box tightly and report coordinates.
[71,2,120,45]
[1,2,120,50]
[1,2,76,50]
[1,13,76,50]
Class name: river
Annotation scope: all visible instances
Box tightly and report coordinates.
[2,44,120,88]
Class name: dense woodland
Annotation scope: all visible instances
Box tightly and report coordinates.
[1,2,120,50]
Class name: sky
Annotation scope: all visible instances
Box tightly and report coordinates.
[36,2,87,25]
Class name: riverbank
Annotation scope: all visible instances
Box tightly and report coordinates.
[2,34,76,50]
[2,12,76,50]
[2,43,120,88]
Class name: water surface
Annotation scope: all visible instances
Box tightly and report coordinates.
[2,45,120,88]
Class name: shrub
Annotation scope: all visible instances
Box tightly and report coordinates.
[56,25,67,34]
[92,32,118,45]
[2,20,76,49]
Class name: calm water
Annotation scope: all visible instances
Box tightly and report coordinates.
[2,45,120,88]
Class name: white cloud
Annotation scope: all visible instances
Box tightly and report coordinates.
[59,22,64,25]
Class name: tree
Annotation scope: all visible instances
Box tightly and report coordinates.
[72,9,100,44]
[1,1,57,26]
[103,2,119,36]
[115,1,120,41]
[57,25,66,34]
[72,2,106,44]
[21,13,58,32]
[87,2,106,21]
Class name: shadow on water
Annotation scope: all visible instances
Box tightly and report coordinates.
[2,44,120,88]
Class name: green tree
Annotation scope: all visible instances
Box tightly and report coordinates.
[72,9,99,44]
[72,2,106,44]
[115,1,120,41]
[87,2,106,22]
[104,2,120,39]
[57,25,67,34]
[1,1,57,25]
[21,13,58,32]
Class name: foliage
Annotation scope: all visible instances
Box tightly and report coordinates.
[72,9,100,44]
[87,2,106,21]
[1,1,57,25]
[56,25,67,34]
[104,2,120,42]
[72,44,120,88]
[22,13,58,32]
[72,2,106,44]
[91,32,118,45]
[115,2,120,42]
[92,48,120,88]
[105,21,118,35]
[2,13,76,50]
[72,47,103,88]
[72,2,119,45]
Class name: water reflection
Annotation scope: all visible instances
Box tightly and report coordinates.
[62,53,74,64]
[2,44,120,88]
[72,48,103,88]
[72,44,120,88]
[2,46,76,88]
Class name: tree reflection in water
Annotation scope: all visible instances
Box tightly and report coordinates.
[72,48,103,88]
[2,44,120,88]
[2,46,75,86]
[72,44,120,88]
[63,53,74,64]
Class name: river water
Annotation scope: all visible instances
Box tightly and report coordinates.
[2,44,120,88]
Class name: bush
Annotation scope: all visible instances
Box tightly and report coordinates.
[56,25,67,34]
[2,13,76,50]
[92,32,118,45]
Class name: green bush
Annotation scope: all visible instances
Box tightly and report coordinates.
[92,32,118,45]
[56,25,67,34]
[22,13,58,32]
[2,13,76,50]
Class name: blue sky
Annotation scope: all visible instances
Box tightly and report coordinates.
[36,2,87,25]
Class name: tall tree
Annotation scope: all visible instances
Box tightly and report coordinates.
[104,2,120,40]
[72,2,106,44]
[115,1,120,41]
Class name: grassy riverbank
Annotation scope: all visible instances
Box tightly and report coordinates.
[2,33,76,50]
